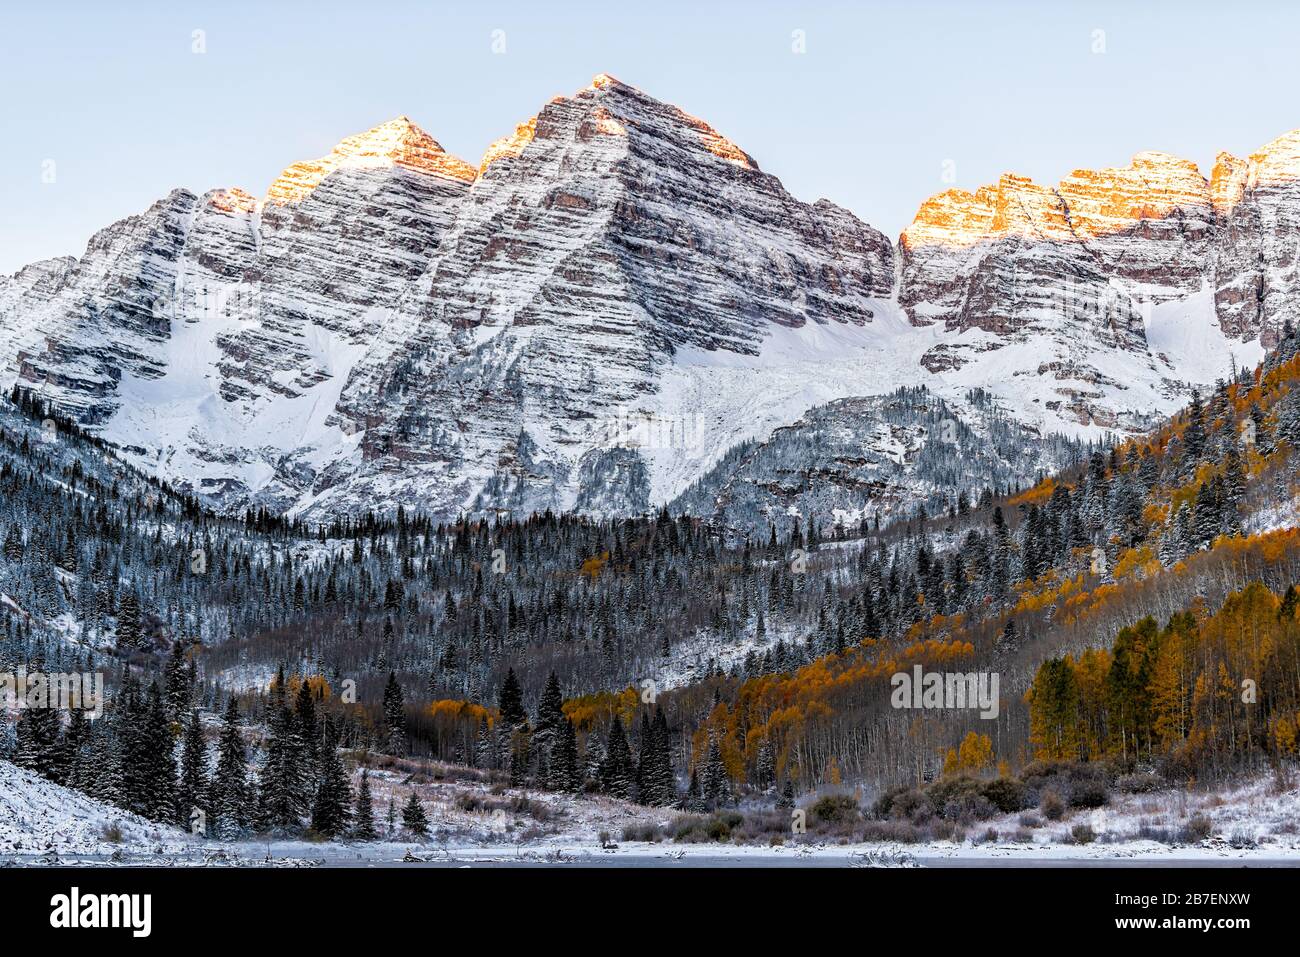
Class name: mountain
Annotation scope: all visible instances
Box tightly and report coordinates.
[2,75,1296,524]
[671,386,1087,537]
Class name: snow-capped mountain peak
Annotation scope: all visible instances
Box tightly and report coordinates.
[0,76,1296,527]
[264,115,477,206]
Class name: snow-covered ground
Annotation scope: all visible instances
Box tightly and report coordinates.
[0,762,191,858]
[5,758,1299,867]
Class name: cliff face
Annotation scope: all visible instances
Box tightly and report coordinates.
[1212,130,1300,346]
[898,153,1213,338]
[0,76,1296,523]
[318,74,897,519]
[899,135,1300,350]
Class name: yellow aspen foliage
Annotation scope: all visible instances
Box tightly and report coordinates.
[827,756,842,786]
[956,731,994,774]
[942,748,959,776]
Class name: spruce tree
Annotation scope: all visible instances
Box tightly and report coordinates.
[163,640,193,718]
[293,676,320,808]
[634,711,654,805]
[116,589,142,651]
[401,791,429,837]
[309,719,352,838]
[535,671,564,734]
[549,716,580,792]
[600,716,633,799]
[701,731,730,807]
[177,709,208,833]
[498,667,527,729]
[258,695,303,830]
[352,769,377,840]
[212,697,249,839]
[13,695,62,780]
[381,671,407,756]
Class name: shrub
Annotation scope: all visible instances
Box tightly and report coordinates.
[883,788,932,822]
[871,785,911,819]
[1228,829,1257,849]
[1068,780,1109,809]
[1069,823,1096,845]
[943,792,998,825]
[981,777,1028,813]
[859,820,923,844]
[809,794,861,827]
[1116,771,1164,794]
[621,823,663,843]
[929,818,958,842]
[1182,813,1213,843]
[1136,823,1177,844]
[734,810,791,842]
[705,816,733,841]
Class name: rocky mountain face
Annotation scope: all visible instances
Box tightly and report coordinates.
[671,386,1085,538]
[892,138,1300,429]
[1,75,1297,528]
[317,73,896,520]
[1212,130,1300,344]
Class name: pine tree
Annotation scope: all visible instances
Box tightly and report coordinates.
[116,588,142,651]
[163,640,192,718]
[701,731,731,807]
[642,706,675,806]
[293,676,320,806]
[212,697,249,839]
[600,716,633,799]
[549,716,580,792]
[309,719,352,838]
[121,681,177,823]
[60,706,90,789]
[498,667,527,729]
[401,791,429,837]
[177,709,208,833]
[258,694,304,830]
[14,703,63,781]
[381,671,407,756]
[535,671,564,734]
[352,769,377,840]
[634,711,654,805]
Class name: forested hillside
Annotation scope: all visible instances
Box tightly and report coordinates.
[4,323,1300,840]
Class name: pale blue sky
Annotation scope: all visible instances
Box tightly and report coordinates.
[3,0,1299,274]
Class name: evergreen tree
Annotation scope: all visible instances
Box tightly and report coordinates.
[163,640,193,718]
[700,731,730,807]
[498,667,527,729]
[212,697,250,839]
[549,716,580,792]
[177,709,208,833]
[600,716,633,799]
[13,661,63,781]
[352,769,377,840]
[258,694,304,830]
[309,719,352,838]
[381,671,407,757]
[401,791,429,837]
